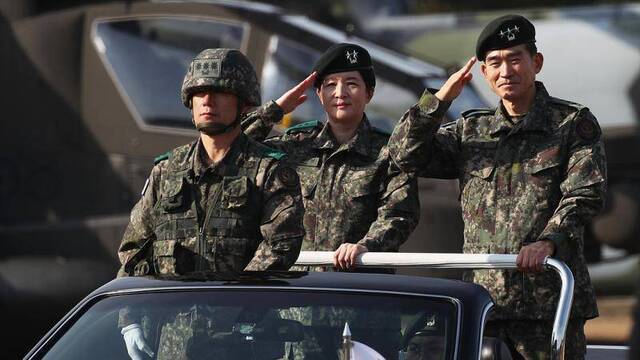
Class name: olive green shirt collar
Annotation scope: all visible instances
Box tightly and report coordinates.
[192,134,248,178]
[489,81,552,136]
[314,115,373,158]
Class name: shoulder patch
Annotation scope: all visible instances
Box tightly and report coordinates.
[575,113,601,143]
[285,120,320,134]
[153,151,170,165]
[276,166,299,188]
[461,108,493,119]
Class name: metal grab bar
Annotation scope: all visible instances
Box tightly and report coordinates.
[295,251,574,360]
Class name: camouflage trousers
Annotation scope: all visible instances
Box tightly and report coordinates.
[485,319,586,360]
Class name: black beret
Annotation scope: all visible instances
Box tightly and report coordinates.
[312,43,376,89]
[476,15,536,61]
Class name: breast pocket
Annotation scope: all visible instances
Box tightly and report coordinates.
[213,176,258,237]
[153,239,177,274]
[221,176,250,210]
[461,142,496,220]
[344,168,385,199]
[154,177,197,238]
[157,177,190,213]
[523,145,564,216]
[294,158,320,199]
[525,145,563,190]
[462,140,498,180]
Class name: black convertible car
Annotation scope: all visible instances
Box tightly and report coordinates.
[24,253,628,359]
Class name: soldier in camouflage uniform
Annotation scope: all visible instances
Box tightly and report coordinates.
[387,15,605,359]
[243,43,419,359]
[243,43,419,269]
[116,48,304,360]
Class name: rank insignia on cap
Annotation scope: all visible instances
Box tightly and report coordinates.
[476,15,536,61]
[312,43,375,88]
[193,59,221,78]
[345,50,358,64]
[499,26,520,41]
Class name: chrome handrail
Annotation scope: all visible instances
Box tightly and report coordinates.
[295,251,574,360]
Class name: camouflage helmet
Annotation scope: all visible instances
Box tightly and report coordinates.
[180,48,261,108]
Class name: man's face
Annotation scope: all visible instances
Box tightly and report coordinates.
[191,91,239,131]
[316,71,373,125]
[480,44,543,102]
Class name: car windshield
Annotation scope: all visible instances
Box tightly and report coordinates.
[41,288,458,360]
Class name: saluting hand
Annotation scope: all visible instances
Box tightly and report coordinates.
[517,240,556,273]
[435,57,476,102]
[276,72,317,114]
[333,243,368,270]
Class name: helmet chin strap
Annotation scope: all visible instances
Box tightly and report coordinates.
[194,101,244,136]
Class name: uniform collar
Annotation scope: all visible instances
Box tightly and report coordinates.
[313,114,373,157]
[489,81,552,136]
[348,116,374,158]
[488,106,513,136]
[192,134,247,178]
[518,81,553,134]
[314,120,336,150]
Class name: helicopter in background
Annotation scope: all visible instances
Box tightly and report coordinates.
[0,0,488,356]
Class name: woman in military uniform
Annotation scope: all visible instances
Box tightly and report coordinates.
[242,43,419,360]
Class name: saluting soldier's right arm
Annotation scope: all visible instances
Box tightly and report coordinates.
[242,72,316,143]
[388,57,476,178]
[241,101,285,142]
[388,89,462,178]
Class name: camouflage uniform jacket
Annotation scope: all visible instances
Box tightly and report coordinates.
[242,103,419,255]
[117,133,304,278]
[387,82,606,320]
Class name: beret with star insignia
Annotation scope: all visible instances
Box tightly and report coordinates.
[312,43,376,89]
[476,14,536,61]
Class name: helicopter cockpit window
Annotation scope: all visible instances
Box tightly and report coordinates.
[92,17,245,131]
[261,36,419,134]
